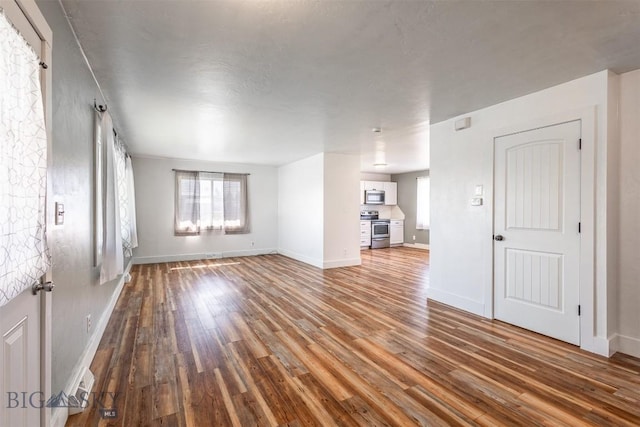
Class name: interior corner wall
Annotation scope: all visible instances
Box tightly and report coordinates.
[617,69,640,358]
[278,153,324,267]
[131,157,278,263]
[606,71,621,344]
[429,70,614,355]
[391,170,430,245]
[36,0,126,411]
[323,153,361,268]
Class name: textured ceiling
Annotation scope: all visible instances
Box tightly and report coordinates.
[60,0,640,173]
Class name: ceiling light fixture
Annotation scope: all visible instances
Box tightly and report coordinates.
[372,128,386,167]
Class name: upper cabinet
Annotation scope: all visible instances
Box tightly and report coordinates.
[360,180,397,205]
[363,181,383,191]
[383,182,397,205]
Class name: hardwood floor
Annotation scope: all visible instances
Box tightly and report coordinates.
[66,248,640,426]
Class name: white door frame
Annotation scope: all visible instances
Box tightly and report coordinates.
[487,107,599,354]
[0,0,53,425]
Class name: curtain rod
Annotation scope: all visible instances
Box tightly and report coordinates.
[93,99,107,112]
[172,168,250,176]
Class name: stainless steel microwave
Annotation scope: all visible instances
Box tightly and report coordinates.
[364,189,385,205]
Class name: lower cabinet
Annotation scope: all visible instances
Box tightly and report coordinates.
[360,220,371,247]
[390,220,404,246]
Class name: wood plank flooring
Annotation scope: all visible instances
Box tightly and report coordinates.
[66,248,640,426]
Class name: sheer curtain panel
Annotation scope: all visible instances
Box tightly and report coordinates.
[114,136,136,257]
[0,11,50,306]
[99,112,124,284]
[174,170,200,235]
[223,173,250,234]
[125,156,138,249]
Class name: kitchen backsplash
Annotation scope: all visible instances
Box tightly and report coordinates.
[361,205,405,220]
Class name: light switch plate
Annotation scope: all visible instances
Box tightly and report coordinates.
[55,202,64,225]
[471,197,483,206]
[474,185,483,196]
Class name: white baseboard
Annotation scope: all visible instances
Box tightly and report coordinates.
[579,335,612,357]
[277,249,324,269]
[133,248,278,264]
[51,260,132,427]
[426,287,485,317]
[611,333,640,358]
[403,243,430,250]
[323,257,361,269]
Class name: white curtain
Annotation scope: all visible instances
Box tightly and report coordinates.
[174,170,200,235]
[99,112,123,284]
[0,12,50,306]
[416,175,430,230]
[223,173,250,234]
[174,171,250,235]
[125,156,138,249]
[114,136,138,257]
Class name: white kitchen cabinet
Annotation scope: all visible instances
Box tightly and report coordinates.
[390,220,404,245]
[384,181,397,205]
[360,220,371,247]
[363,181,382,191]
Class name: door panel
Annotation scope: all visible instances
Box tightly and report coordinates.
[505,249,562,310]
[506,141,562,231]
[494,120,581,345]
[1,290,41,427]
[0,1,51,426]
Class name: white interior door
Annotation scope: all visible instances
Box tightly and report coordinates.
[0,1,52,426]
[494,120,581,345]
[0,290,43,426]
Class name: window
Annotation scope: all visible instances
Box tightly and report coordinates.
[416,175,430,230]
[174,171,249,235]
[198,172,224,229]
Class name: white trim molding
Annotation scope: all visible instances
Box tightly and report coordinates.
[426,288,485,317]
[51,260,132,427]
[323,257,361,269]
[276,249,324,269]
[403,243,430,250]
[133,248,277,264]
[611,334,640,358]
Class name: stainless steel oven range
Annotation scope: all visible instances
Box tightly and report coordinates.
[371,219,390,249]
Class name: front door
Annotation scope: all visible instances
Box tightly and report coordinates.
[493,120,581,345]
[0,1,52,426]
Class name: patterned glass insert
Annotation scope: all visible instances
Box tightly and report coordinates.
[0,11,50,307]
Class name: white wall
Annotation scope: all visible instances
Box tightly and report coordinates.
[430,70,618,356]
[607,72,621,341]
[324,153,361,268]
[278,152,361,269]
[36,4,130,426]
[35,3,148,425]
[132,156,278,263]
[360,172,391,181]
[617,69,640,357]
[278,153,324,267]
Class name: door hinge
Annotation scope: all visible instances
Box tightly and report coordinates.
[578,222,581,233]
[32,280,54,295]
[578,305,581,316]
[578,138,582,150]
